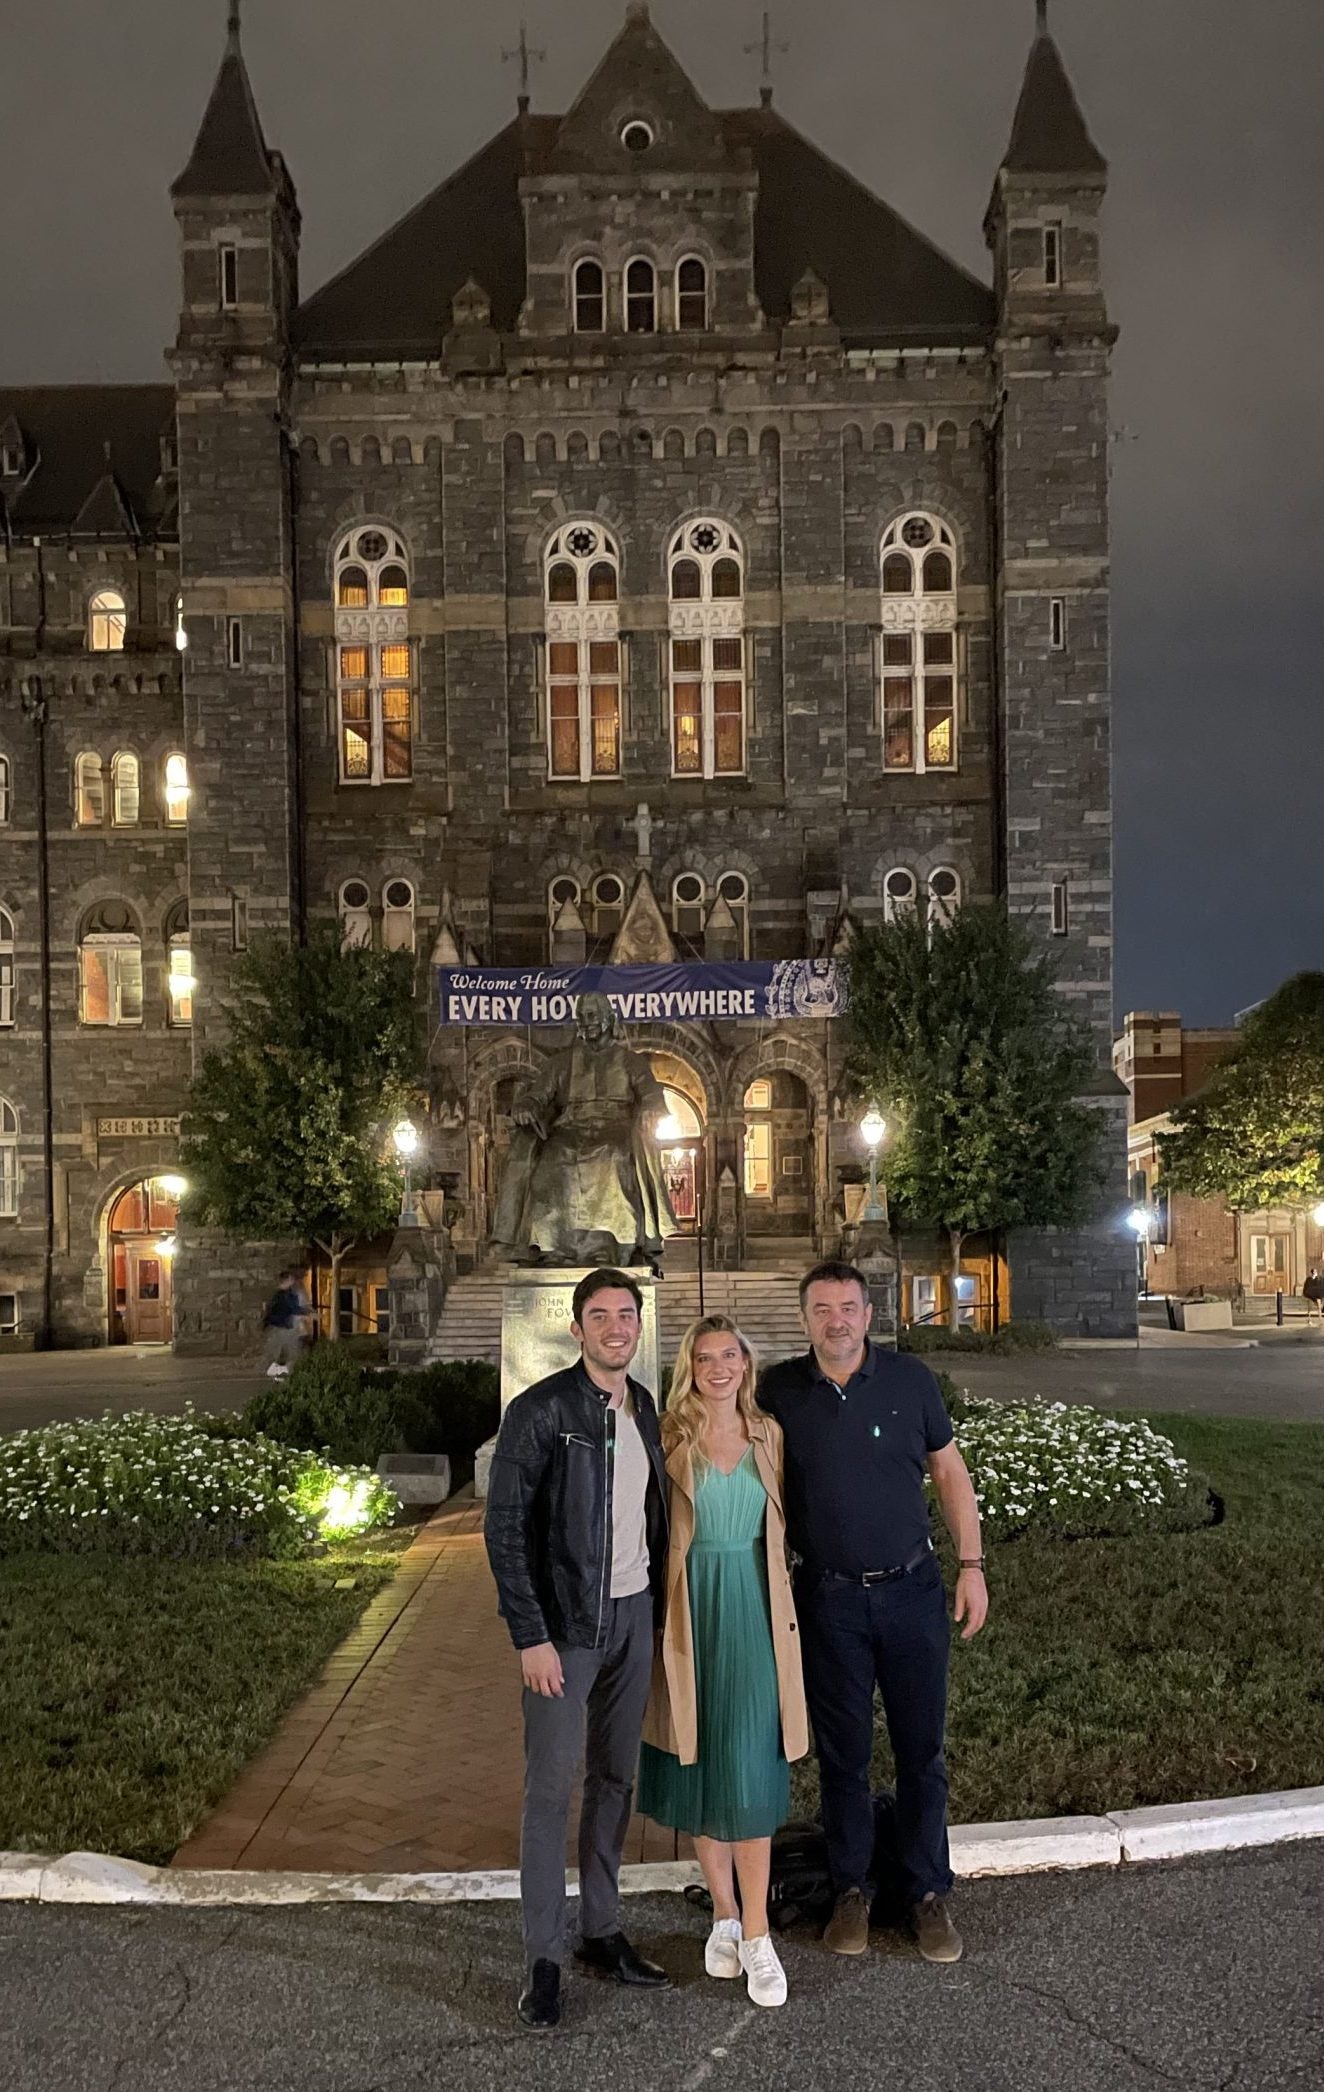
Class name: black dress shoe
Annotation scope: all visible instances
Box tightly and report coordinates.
[517,1958,561,2030]
[574,1931,671,1988]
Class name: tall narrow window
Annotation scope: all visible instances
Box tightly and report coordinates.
[219,243,239,309]
[0,1098,17,1218]
[0,754,9,825]
[1049,597,1067,651]
[226,617,244,669]
[165,903,193,1028]
[88,588,126,653]
[231,895,248,952]
[1043,223,1062,288]
[544,523,621,782]
[671,873,706,942]
[111,752,140,827]
[334,528,414,785]
[163,753,189,825]
[0,908,13,1028]
[668,520,745,778]
[79,903,143,1026]
[588,874,625,942]
[743,1079,773,1200]
[1051,881,1070,937]
[625,258,657,334]
[573,258,605,333]
[879,515,958,774]
[928,867,961,931]
[339,879,373,950]
[676,257,708,331]
[75,753,105,827]
[715,871,750,957]
[883,867,918,924]
[382,879,416,954]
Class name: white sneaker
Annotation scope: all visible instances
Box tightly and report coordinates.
[739,1933,787,2008]
[705,1917,742,1979]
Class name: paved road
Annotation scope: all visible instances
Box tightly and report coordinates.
[3,1846,1321,2091]
[957,1332,1324,1422]
[0,1347,259,1435]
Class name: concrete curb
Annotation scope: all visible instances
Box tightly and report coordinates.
[4,1787,1323,1905]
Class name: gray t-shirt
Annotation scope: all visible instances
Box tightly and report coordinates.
[610,1397,651,1599]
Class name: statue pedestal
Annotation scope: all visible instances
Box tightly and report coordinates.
[474,1268,662,1499]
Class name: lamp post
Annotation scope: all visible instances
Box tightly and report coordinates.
[1312,1203,1324,1229]
[860,1107,888,1225]
[657,1111,704,1314]
[393,1118,421,1225]
[1128,1203,1153,1294]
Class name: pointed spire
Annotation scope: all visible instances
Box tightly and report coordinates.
[172,8,274,197]
[1003,13,1106,175]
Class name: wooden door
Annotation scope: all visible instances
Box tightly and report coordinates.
[125,1249,170,1343]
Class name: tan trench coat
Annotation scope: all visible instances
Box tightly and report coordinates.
[642,1414,810,1769]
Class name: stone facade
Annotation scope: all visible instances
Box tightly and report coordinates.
[0,8,1137,1346]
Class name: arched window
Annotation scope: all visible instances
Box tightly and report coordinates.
[715,870,750,958]
[165,901,193,1028]
[879,515,958,774]
[588,872,625,940]
[75,752,105,827]
[544,523,621,782]
[174,593,188,652]
[79,902,142,1027]
[333,527,414,785]
[743,1078,773,1200]
[339,878,373,950]
[883,867,918,924]
[382,878,416,955]
[111,751,140,827]
[163,753,189,826]
[89,588,127,653]
[573,258,605,333]
[547,875,581,925]
[668,520,746,777]
[625,258,656,334]
[0,907,13,1028]
[676,257,708,331]
[927,867,961,930]
[0,1096,17,1218]
[671,872,706,941]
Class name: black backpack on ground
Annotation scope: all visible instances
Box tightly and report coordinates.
[683,1791,903,1935]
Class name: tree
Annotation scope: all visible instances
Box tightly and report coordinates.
[846,904,1103,1328]
[182,933,423,1336]
[1158,973,1324,1211]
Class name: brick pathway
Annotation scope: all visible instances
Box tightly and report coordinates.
[172,1499,681,1874]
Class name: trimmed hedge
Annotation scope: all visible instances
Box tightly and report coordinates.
[239,1347,500,1476]
[901,1320,1058,1357]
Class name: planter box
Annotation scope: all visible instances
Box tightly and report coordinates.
[1176,1299,1234,1332]
[375,1453,452,1505]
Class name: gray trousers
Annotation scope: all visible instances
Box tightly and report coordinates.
[520,1591,654,1969]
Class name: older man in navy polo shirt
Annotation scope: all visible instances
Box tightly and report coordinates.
[760,1260,987,1964]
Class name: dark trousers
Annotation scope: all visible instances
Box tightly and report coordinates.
[796,1556,954,1905]
[520,1591,654,1969]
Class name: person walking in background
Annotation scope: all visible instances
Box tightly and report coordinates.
[639,1315,808,2009]
[1303,1266,1324,1325]
[260,1267,309,1379]
[484,1269,671,2032]
[760,1261,988,1966]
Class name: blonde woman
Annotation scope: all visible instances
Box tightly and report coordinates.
[639,1316,809,2008]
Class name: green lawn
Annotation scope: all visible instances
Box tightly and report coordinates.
[0,1532,406,1864]
[794,1414,1324,1823]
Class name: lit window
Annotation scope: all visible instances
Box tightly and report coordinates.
[676,257,708,332]
[715,871,750,957]
[879,515,958,774]
[544,524,621,782]
[0,754,9,825]
[668,520,745,778]
[174,594,188,652]
[743,1080,773,1199]
[111,752,140,827]
[75,753,105,827]
[382,878,415,954]
[0,908,13,1028]
[671,872,706,942]
[0,1097,17,1218]
[625,258,657,334]
[883,867,918,924]
[166,905,193,1028]
[333,528,414,785]
[79,904,143,1027]
[339,879,373,950]
[89,589,127,653]
[927,867,961,930]
[164,753,189,825]
[219,243,239,309]
[573,258,605,333]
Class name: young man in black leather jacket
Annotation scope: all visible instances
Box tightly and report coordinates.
[484,1267,671,2030]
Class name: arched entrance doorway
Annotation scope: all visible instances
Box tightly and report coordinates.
[742,1072,813,1242]
[657,1087,703,1229]
[106,1175,183,1344]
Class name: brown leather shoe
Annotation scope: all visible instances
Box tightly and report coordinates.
[823,1886,870,1956]
[912,1893,963,1964]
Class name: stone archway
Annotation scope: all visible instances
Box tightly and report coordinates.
[727,1031,832,1254]
[99,1169,184,1344]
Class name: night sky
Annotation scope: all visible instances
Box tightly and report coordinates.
[4,1,1321,1026]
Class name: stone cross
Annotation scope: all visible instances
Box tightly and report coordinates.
[630,800,653,866]
[745,11,789,108]
[502,21,546,113]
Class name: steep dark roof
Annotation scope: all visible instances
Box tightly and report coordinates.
[172,38,274,198]
[293,109,992,360]
[1003,31,1106,175]
[0,387,175,536]
[72,469,139,538]
[548,4,731,174]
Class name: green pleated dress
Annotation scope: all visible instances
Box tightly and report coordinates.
[638,1447,791,1842]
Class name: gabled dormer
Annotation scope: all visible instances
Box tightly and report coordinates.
[518,4,765,342]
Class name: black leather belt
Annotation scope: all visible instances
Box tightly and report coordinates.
[808,1539,935,1586]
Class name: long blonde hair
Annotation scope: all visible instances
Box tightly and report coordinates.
[665,1315,761,1462]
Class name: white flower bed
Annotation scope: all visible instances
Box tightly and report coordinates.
[0,1409,397,1560]
[952,1398,1201,1539]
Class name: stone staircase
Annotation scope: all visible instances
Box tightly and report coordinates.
[429,1268,807,1375]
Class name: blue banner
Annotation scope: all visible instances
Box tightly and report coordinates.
[435,961,848,1027]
